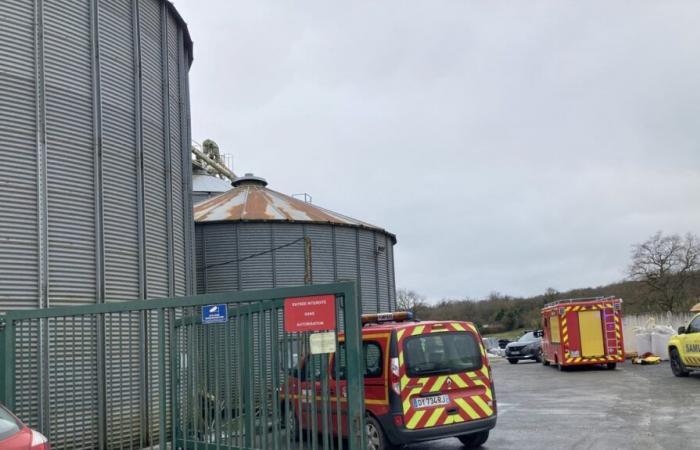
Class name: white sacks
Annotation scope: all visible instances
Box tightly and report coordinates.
[635,332,653,356]
[634,321,676,360]
[651,326,676,361]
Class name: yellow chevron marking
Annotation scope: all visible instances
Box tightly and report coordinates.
[575,357,582,363]
[397,329,406,341]
[450,374,467,388]
[481,366,490,379]
[566,358,573,363]
[406,410,425,429]
[452,323,466,332]
[412,325,425,336]
[425,407,445,428]
[431,376,448,392]
[473,396,493,416]
[455,398,480,420]
[399,351,404,368]
[468,377,492,399]
[402,377,428,412]
[572,306,580,311]
[444,413,464,425]
[403,385,424,413]
[565,307,572,313]
[562,326,568,335]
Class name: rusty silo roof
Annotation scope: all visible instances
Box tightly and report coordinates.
[194,174,395,240]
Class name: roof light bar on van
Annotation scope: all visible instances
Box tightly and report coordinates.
[361,311,414,325]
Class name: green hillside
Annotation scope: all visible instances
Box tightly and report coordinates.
[413,275,700,335]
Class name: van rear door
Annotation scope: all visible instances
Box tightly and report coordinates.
[397,322,494,430]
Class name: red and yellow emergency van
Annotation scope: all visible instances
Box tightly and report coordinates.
[541,297,625,370]
[287,312,497,450]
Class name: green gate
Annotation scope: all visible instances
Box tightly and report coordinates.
[0,282,366,450]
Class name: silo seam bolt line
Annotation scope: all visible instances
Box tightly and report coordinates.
[204,237,306,270]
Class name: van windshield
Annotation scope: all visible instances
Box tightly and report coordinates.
[403,332,482,377]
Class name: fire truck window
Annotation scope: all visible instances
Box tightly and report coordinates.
[550,316,561,344]
[333,341,383,379]
[404,332,482,377]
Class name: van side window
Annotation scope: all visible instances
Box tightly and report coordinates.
[333,341,383,379]
[688,316,700,334]
[302,354,324,381]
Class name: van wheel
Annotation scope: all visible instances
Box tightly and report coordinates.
[507,358,518,364]
[535,349,543,363]
[606,363,617,370]
[670,348,690,377]
[459,430,489,448]
[366,415,396,450]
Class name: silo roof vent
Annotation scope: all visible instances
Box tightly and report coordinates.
[232,173,268,187]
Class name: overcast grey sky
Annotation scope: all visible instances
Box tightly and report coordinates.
[175,1,700,302]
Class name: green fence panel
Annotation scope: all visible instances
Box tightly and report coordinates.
[0,282,365,450]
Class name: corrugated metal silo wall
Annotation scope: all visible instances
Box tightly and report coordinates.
[195,222,396,313]
[0,0,194,448]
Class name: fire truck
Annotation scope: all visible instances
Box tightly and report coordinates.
[540,297,625,370]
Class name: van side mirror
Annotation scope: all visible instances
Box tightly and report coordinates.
[678,326,686,335]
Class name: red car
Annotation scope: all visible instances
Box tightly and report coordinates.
[0,404,49,450]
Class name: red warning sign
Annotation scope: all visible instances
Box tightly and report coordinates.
[284,295,336,333]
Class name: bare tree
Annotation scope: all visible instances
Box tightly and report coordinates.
[396,289,426,314]
[628,231,700,312]
[543,287,559,303]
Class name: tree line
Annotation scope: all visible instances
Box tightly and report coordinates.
[398,231,700,335]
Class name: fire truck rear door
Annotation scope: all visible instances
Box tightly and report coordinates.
[579,310,604,357]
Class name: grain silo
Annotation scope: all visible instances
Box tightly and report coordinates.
[0,0,194,447]
[195,174,397,313]
[192,170,232,204]
[0,0,194,308]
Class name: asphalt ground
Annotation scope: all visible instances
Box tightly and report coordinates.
[410,357,700,450]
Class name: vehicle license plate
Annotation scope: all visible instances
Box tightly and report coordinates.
[511,351,520,355]
[413,394,450,409]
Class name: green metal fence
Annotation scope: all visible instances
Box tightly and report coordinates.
[0,282,366,450]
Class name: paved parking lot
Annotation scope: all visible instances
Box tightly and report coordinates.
[412,358,700,450]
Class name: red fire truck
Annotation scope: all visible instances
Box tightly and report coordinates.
[541,297,625,370]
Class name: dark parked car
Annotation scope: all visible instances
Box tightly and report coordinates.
[505,331,542,364]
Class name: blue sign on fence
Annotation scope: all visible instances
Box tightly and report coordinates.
[202,304,228,324]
